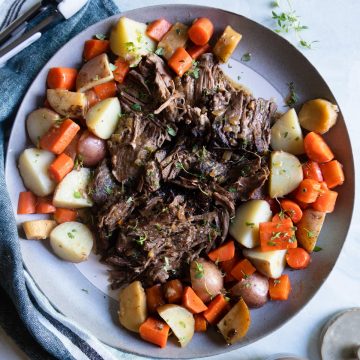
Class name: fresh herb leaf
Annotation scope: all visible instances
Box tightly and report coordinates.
[175,28,181,35]
[95,33,107,40]
[313,245,322,252]
[284,131,289,138]
[304,228,316,238]
[194,261,204,279]
[286,81,298,107]
[136,234,147,246]
[241,52,252,62]
[74,155,83,170]
[167,125,176,137]
[73,191,82,199]
[155,47,164,56]
[245,221,255,228]
[67,232,75,239]
[186,60,200,79]
[273,279,281,285]
[228,187,237,193]
[104,186,112,195]
[131,103,142,111]
[109,63,117,71]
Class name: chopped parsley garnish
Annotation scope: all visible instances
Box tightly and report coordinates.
[74,155,83,170]
[304,228,316,238]
[186,60,200,79]
[175,28,181,35]
[67,232,75,239]
[245,221,255,228]
[286,81,298,107]
[95,33,107,40]
[125,42,136,53]
[273,279,281,285]
[73,191,82,199]
[179,321,186,328]
[313,245,322,252]
[241,52,252,62]
[194,261,204,279]
[167,125,176,137]
[228,187,237,193]
[136,234,147,246]
[104,186,112,195]
[131,103,142,111]
[284,131,289,138]
[155,47,164,56]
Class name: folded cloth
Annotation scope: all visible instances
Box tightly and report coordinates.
[0,1,145,359]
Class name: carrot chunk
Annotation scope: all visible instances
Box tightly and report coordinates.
[194,314,207,332]
[168,47,193,77]
[203,294,229,324]
[54,208,77,224]
[280,199,303,224]
[304,132,334,163]
[35,197,56,214]
[272,213,293,226]
[231,259,256,280]
[302,161,323,182]
[146,18,172,41]
[139,317,170,348]
[83,39,109,61]
[183,286,208,314]
[47,68,77,90]
[93,81,117,100]
[269,274,291,301]
[220,255,239,282]
[313,188,338,213]
[295,179,321,203]
[146,284,166,314]
[112,58,130,83]
[17,191,37,214]
[259,222,297,251]
[40,119,80,155]
[187,43,211,59]
[163,279,184,304]
[188,18,214,46]
[286,248,311,270]
[208,241,235,263]
[48,153,74,183]
[319,160,345,189]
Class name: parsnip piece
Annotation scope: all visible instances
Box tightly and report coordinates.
[158,23,189,60]
[22,220,57,240]
[213,25,242,63]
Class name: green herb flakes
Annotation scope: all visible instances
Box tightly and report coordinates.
[167,125,176,137]
[241,52,252,62]
[131,103,142,111]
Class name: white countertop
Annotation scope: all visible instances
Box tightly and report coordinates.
[1,0,360,359]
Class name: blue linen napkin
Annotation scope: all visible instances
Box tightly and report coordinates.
[0,1,134,359]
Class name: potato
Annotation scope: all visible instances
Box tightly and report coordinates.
[26,108,60,146]
[213,25,242,63]
[158,23,189,60]
[229,200,272,248]
[299,98,338,134]
[296,209,326,252]
[270,108,305,155]
[190,258,223,303]
[85,97,120,139]
[269,151,303,198]
[50,221,94,262]
[230,272,269,308]
[18,148,56,196]
[76,54,114,93]
[110,17,156,66]
[119,281,147,333]
[217,298,250,345]
[22,220,57,240]
[157,304,194,347]
[243,248,287,279]
[47,89,87,119]
[53,168,93,208]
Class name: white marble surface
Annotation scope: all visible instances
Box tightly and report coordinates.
[1,0,360,359]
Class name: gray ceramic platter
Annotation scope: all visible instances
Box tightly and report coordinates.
[5,5,355,359]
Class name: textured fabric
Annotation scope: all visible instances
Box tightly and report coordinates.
[0,1,137,359]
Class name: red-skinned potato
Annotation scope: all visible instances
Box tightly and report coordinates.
[230,272,269,308]
[190,258,223,303]
[77,130,106,166]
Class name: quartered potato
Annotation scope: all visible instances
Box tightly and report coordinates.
[213,25,242,63]
[119,281,147,333]
[229,200,272,249]
[53,168,93,208]
[18,148,56,196]
[157,304,195,347]
[50,221,94,262]
[271,108,305,155]
[47,89,87,119]
[26,108,60,146]
[158,22,189,60]
[22,220,57,240]
[76,53,114,92]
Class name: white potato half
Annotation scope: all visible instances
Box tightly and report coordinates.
[229,200,272,249]
[47,89,87,119]
[18,148,56,196]
[53,168,93,208]
[243,248,287,279]
[110,17,156,65]
[26,108,60,146]
[22,220,57,240]
[76,54,114,93]
[86,97,120,139]
[157,304,195,347]
[50,221,94,263]
[269,151,303,198]
[270,108,305,155]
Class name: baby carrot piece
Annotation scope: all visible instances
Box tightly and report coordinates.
[146,18,172,41]
[139,317,170,348]
[83,39,109,61]
[203,294,229,324]
[40,119,80,155]
[183,286,208,314]
[319,160,345,189]
[302,161,323,182]
[286,248,311,270]
[47,68,77,90]
[93,81,117,100]
[269,274,291,301]
[54,208,77,224]
[17,191,37,214]
[188,18,214,46]
[231,259,256,280]
[313,188,338,213]
[35,197,56,214]
[48,153,74,183]
[304,132,334,163]
[208,241,235,263]
[146,284,166,314]
[168,47,193,77]
[112,58,130,83]
[163,279,184,304]
[295,179,321,203]
[194,314,207,332]
[187,43,211,59]
[280,199,303,224]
